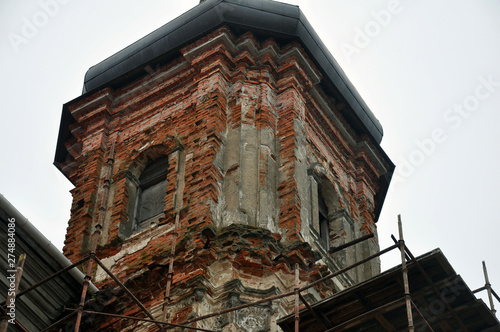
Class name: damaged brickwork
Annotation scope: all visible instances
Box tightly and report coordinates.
[58,26,392,331]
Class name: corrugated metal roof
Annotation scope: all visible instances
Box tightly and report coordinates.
[0,194,96,331]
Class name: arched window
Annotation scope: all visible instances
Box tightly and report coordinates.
[133,157,169,229]
[312,175,344,252]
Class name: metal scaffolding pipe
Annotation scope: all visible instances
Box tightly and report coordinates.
[411,300,435,332]
[298,243,399,293]
[0,306,29,332]
[74,225,101,331]
[328,233,374,254]
[402,243,470,331]
[492,289,500,304]
[0,254,26,332]
[299,293,329,329]
[64,308,215,331]
[162,211,181,324]
[0,194,98,294]
[483,261,496,315]
[40,310,77,332]
[0,255,90,308]
[398,215,414,331]
[473,286,487,294]
[93,256,161,328]
[294,263,300,332]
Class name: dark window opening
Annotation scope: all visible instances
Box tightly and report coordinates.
[75,199,84,210]
[318,192,330,251]
[135,157,168,228]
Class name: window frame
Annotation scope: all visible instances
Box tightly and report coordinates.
[132,157,169,231]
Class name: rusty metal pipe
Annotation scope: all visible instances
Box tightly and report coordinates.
[328,233,374,254]
[491,289,500,303]
[0,254,26,332]
[294,263,300,332]
[0,255,90,308]
[411,300,435,332]
[93,255,162,330]
[473,286,487,294]
[298,243,399,293]
[299,293,328,329]
[40,310,78,332]
[162,211,180,323]
[65,308,215,331]
[398,215,414,332]
[74,226,101,331]
[402,243,469,331]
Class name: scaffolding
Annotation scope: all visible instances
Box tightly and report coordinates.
[1,215,499,332]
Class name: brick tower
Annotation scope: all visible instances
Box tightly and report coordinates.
[54,0,394,330]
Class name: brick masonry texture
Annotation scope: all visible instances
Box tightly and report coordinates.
[59,26,392,331]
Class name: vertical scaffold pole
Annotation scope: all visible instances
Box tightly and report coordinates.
[398,215,414,332]
[0,254,26,332]
[483,261,496,315]
[162,148,185,327]
[294,263,300,332]
[161,211,180,325]
[74,225,101,332]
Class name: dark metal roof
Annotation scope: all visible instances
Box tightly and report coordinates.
[81,0,383,143]
[0,194,97,331]
[278,249,500,331]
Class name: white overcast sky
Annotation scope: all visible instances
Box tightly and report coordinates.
[1,0,499,310]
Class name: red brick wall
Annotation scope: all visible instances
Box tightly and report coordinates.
[60,26,391,330]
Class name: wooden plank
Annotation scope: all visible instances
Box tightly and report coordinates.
[324,298,406,332]
[299,293,330,330]
[375,314,396,332]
